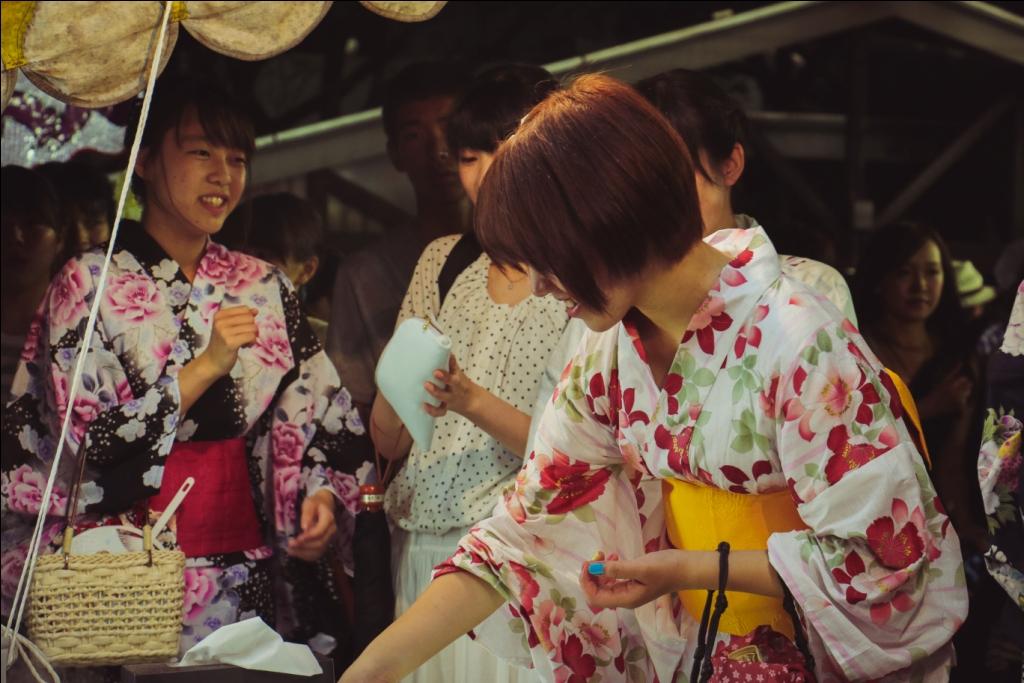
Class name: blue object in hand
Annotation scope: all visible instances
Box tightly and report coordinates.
[588,561,605,576]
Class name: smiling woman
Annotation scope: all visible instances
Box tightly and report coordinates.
[0,77,374,663]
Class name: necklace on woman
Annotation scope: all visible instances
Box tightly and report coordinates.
[501,268,528,291]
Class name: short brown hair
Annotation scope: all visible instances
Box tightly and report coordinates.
[128,77,255,202]
[474,74,704,311]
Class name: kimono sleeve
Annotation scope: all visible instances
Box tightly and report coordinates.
[2,256,182,518]
[439,341,675,682]
[766,323,967,680]
[261,273,373,539]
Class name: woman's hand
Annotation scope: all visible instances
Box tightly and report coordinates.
[917,364,973,419]
[579,550,686,610]
[423,355,480,418]
[287,489,337,561]
[200,306,259,377]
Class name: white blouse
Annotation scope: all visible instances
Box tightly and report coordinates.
[384,235,569,534]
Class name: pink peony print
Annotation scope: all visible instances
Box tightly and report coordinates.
[274,466,301,530]
[1,548,26,603]
[50,260,90,327]
[20,314,43,362]
[4,465,67,515]
[106,272,163,323]
[251,316,293,371]
[53,374,101,444]
[182,567,221,621]
[327,469,360,517]
[226,252,266,292]
[195,246,236,287]
[272,421,306,467]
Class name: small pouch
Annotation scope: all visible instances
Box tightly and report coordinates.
[375,316,452,451]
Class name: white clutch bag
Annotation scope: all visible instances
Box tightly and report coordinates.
[375,317,452,451]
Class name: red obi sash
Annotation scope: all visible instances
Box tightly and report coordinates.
[148,438,264,557]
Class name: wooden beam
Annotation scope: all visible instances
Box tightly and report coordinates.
[891,1,1024,66]
[874,95,1014,229]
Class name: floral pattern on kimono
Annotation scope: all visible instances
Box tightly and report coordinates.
[439,226,966,682]
[977,409,1023,608]
[0,225,373,650]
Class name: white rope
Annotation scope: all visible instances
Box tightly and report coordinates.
[1,627,59,683]
[3,1,175,671]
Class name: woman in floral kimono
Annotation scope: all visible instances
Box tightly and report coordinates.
[0,81,372,653]
[342,75,966,682]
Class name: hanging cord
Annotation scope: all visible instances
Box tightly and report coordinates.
[1,629,59,683]
[690,542,730,683]
[2,2,174,671]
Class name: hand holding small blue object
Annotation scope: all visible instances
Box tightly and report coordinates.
[588,561,606,576]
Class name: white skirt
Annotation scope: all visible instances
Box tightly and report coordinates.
[394,526,540,683]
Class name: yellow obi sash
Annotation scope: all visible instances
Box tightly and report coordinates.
[882,368,932,468]
[663,479,808,639]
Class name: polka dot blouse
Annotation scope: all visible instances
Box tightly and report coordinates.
[384,235,569,534]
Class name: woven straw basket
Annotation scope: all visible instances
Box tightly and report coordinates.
[27,547,185,666]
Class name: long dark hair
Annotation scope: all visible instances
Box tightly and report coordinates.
[854,221,967,345]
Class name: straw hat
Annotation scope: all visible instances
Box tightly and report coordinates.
[954,259,996,308]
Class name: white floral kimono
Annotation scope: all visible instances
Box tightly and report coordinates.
[439,227,966,682]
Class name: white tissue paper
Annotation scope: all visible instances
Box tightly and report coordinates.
[176,617,322,676]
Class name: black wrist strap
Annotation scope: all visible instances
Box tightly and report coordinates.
[690,542,730,683]
[781,579,816,672]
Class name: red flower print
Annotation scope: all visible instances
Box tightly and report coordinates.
[655,425,693,477]
[870,591,915,625]
[663,373,684,415]
[823,425,890,485]
[623,319,647,363]
[831,550,868,604]
[620,388,650,427]
[719,465,750,493]
[558,634,596,683]
[730,249,753,268]
[855,378,881,426]
[760,373,782,420]
[508,561,540,612]
[877,370,905,420]
[786,477,805,505]
[539,451,612,514]
[585,370,621,426]
[734,304,768,358]
[866,511,924,570]
[682,295,733,355]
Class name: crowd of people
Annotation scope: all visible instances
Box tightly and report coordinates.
[0,60,1020,682]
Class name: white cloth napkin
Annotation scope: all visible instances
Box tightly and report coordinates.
[176,617,322,676]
